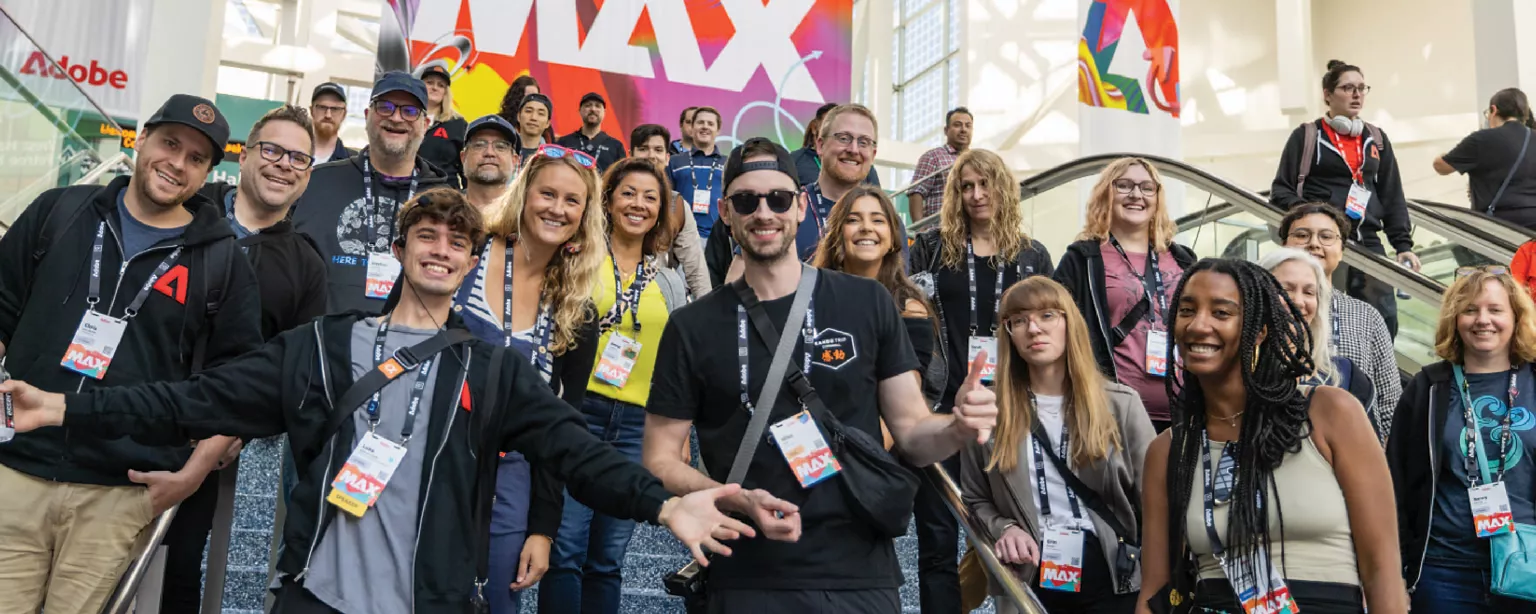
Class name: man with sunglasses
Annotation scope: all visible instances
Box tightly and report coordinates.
[642,138,999,613]
[293,71,454,314]
[310,82,352,165]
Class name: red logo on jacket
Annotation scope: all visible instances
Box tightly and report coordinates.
[153,265,188,305]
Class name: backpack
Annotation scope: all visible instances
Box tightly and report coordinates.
[1297,120,1384,196]
[30,185,236,371]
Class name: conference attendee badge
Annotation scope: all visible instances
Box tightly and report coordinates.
[692,189,712,215]
[1146,329,1170,377]
[594,333,642,388]
[1345,183,1371,220]
[1471,482,1516,537]
[1038,528,1085,593]
[60,310,128,380]
[327,431,408,518]
[968,336,998,383]
[365,252,402,299]
[1221,549,1299,614]
[768,410,842,488]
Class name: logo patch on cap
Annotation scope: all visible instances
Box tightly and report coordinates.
[193,104,216,124]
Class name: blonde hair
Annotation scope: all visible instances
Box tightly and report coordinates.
[1435,270,1536,365]
[989,276,1121,472]
[429,75,463,123]
[938,149,1032,269]
[1257,248,1339,385]
[1077,157,1179,250]
[816,104,880,142]
[489,152,606,355]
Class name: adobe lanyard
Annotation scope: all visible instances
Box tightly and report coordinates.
[88,222,183,318]
[1322,122,1366,186]
[1107,234,1166,323]
[1199,429,1234,558]
[689,151,718,200]
[1030,395,1083,523]
[367,318,436,444]
[966,237,1006,336]
[1453,364,1519,485]
[598,256,654,334]
[736,297,815,414]
[360,155,419,249]
[498,237,555,381]
[1330,300,1342,354]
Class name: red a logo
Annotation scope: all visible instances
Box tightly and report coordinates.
[153,265,188,305]
[433,126,448,138]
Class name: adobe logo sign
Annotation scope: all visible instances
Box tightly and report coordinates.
[19,52,128,90]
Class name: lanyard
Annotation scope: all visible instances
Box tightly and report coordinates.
[966,238,1006,336]
[1330,303,1342,354]
[361,155,419,250]
[498,237,555,381]
[1200,429,1233,557]
[366,319,436,444]
[1453,364,1519,484]
[1322,122,1366,185]
[736,296,815,414]
[599,256,653,334]
[1029,397,1082,522]
[1107,234,1166,323]
[88,222,183,318]
[807,183,834,221]
[688,151,718,197]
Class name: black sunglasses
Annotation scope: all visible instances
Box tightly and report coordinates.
[725,190,798,216]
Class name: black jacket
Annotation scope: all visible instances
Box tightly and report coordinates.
[319,138,352,165]
[1052,239,1197,381]
[556,130,625,173]
[0,177,263,485]
[421,117,469,188]
[62,311,672,612]
[198,183,330,340]
[1269,119,1413,252]
[1388,361,1458,589]
[290,148,454,314]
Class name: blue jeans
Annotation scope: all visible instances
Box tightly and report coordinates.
[1413,564,1536,613]
[537,394,647,614]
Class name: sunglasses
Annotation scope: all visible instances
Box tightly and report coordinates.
[1457,265,1511,278]
[535,144,596,169]
[724,190,799,216]
[371,100,423,121]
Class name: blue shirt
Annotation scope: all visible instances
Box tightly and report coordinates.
[668,149,725,238]
[222,190,255,240]
[116,189,186,258]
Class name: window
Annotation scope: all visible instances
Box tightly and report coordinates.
[893,0,961,145]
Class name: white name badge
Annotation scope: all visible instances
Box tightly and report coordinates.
[692,189,712,215]
[327,431,408,518]
[365,252,402,299]
[1146,329,1170,377]
[768,410,842,488]
[968,336,998,384]
[1345,183,1371,220]
[1221,548,1300,614]
[594,333,642,389]
[1472,481,1516,538]
[60,310,128,380]
[1038,528,1085,593]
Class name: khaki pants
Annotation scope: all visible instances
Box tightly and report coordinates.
[0,463,155,614]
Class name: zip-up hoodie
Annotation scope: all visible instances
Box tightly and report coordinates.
[0,176,263,485]
[1388,361,1457,590]
[1052,239,1198,381]
[198,182,330,340]
[60,311,672,612]
[1269,119,1414,253]
[290,148,453,314]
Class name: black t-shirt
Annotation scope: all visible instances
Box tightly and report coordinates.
[933,254,1034,409]
[1443,122,1536,228]
[647,270,920,590]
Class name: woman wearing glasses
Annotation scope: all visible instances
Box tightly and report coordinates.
[1257,248,1376,420]
[1277,203,1400,439]
[959,276,1155,614]
[539,158,688,614]
[1137,258,1404,614]
[1389,266,1536,613]
[1053,157,1196,433]
[417,64,469,187]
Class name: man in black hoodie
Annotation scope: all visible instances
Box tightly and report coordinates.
[292,71,452,314]
[0,94,263,614]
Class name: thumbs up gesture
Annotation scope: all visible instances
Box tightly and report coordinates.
[952,349,997,445]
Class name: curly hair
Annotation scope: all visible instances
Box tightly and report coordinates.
[1435,269,1536,365]
[937,149,1032,269]
[396,187,486,250]
[489,151,605,356]
[601,157,674,255]
[1077,157,1179,250]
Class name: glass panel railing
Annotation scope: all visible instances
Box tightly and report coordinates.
[1407,199,1533,263]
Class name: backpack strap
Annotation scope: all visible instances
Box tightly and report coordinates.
[1297,121,1318,197]
[190,238,237,372]
[31,185,98,265]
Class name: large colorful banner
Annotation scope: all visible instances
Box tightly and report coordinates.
[381,0,854,149]
[1076,0,1181,162]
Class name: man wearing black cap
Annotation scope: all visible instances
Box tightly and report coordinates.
[311,82,352,165]
[514,93,555,161]
[641,138,998,613]
[0,94,263,614]
[291,70,453,314]
[556,92,624,173]
[461,114,521,215]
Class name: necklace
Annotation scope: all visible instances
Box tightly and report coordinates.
[1212,411,1244,428]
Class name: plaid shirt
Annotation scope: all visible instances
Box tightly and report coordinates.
[911,144,960,216]
[1331,289,1402,440]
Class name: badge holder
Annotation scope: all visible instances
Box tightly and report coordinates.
[327,431,408,517]
[691,189,712,215]
[595,333,642,388]
[768,410,842,488]
[1146,329,1170,377]
[1219,550,1299,614]
[1345,183,1371,220]
[967,335,997,384]
[61,309,129,380]
[1039,527,1085,593]
[366,252,402,299]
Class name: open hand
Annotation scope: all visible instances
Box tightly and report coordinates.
[0,379,66,433]
[952,350,998,444]
[659,484,758,566]
[511,534,551,590]
[128,467,204,516]
[995,525,1039,566]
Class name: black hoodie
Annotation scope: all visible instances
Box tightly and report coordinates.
[0,176,263,485]
[1269,119,1413,253]
[1052,238,1198,381]
[290,148,452,314]
[198,182,330,340]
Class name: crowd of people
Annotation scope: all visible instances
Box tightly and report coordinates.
[0,58,1535,614]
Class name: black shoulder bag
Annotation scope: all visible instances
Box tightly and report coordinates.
[1030,422,1142,593]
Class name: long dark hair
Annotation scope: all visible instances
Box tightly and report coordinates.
[1491,88,1536,129]
[811,186,935,322]
[601,157,675,255]
[498,75,540,120]
[1163,258,1316,587]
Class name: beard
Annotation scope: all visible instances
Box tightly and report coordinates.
[469,166,510,185]
[731,219,796,263]
[369,123,423,159]
[315,120,338,141]
[825,157,866,184]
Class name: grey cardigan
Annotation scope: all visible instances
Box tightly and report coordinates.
[959,381,1156,595]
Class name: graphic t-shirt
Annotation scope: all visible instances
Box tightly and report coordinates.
[1099,241,1184,421]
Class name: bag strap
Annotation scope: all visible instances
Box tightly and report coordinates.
[1029,421,1139,547]
[471,345,507,610]
[1297,121,1318,196]
[317,327,478,448]
[723,265,818,484]
[31,185,96,265]
[1488,127,1531,217]
[1109,296,1150,349]
[190,238,236,372]
[735,278,833,429]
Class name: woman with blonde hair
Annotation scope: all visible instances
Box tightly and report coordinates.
[417,64,469,186]
[1390,266,1536,612]
[1258,247,1376,421]
[908,148,1053,609]
[960,276,1155,613]
[1053,156,1196,433]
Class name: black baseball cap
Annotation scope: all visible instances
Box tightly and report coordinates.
[144,94,230,164]
[416,63,451,82]
[723,137,799,190]
[371,71,428,107]
[312,82,346,103]
[466,114,517,142]
[519,93,553,114]
[580,92,606,107]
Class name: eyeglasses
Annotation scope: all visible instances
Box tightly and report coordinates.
[1211,443,1238,506]
[830,132,877,151]
[312,103,347,117]
[535,144,596,169]
[372,100,424,121]
[254,141,314,170]
[1335,84,1372,96]
[1003,310,1065,333]
[1112,180,1159,195]
[1287,228,1340,246]
[467,139,514,154]
[725,190,799,216]
[1457,265,1511,278]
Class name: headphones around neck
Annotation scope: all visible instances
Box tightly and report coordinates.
[1326,114,1364,137]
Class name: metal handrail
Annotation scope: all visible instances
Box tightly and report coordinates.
[100,507,180,614]
[76,152,131,186]
[925,464,1049,614]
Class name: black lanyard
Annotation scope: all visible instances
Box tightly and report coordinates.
[689,152,718,196]
[367,319,436,444]
[498,238,555,381]
[736,297,815,414]
[88,222,183,318]
[966,238,1006,337]
[599,256,653,334]
[1454,365,1519,484]
[361,155,419,250]
[1030,397,1082,522]
[1107,234,1165,323]
[1330,298,1342,354]
[1200,430,1259,558]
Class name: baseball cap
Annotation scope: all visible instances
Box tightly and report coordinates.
[580,92,606,107]
[144,94,231,165]
[518,93,553,114]
[416,63,451,82]
[723,137,799,190]
[465,114,518,142]
[312,82,346,103]
[371,71,428,107]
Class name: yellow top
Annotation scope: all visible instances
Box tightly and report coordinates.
[586,253,670,406]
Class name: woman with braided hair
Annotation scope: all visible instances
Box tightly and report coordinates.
[1136,258,1404,614]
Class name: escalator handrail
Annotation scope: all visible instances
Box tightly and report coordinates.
[1407,198,1533,252]
[924,463,1050,614]
[891,164,954,199]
